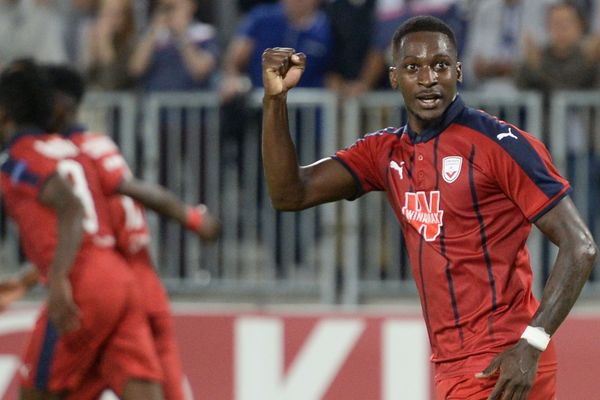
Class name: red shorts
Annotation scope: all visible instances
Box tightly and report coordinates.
[21,250,163,396]
[65,256,184,400]
[435,368,556,400]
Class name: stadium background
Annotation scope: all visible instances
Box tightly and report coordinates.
[1,0,600,399]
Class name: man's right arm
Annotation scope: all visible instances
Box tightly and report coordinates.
[261,48,356,211]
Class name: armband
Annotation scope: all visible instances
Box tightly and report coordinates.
[520,325,550,351]
[185,205,206,231]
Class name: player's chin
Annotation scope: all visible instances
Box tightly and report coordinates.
[414,107,445,123]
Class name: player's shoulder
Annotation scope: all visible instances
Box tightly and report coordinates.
[10,133,78,161]
[365,126,402,140]
[73,132,120,159]
[347,126,401,150]
[456,106,538,144]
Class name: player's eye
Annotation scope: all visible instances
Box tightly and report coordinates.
[404,64,418,72]
[434,61,449,71]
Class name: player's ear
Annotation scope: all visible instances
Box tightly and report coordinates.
[456,61,463,83]
[389,66,399,89]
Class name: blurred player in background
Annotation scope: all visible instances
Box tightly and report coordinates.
[261,16,597,400]
[47,64,220,400]
[0,59,164,399]
[0,64,221,399]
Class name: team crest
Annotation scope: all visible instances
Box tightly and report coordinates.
[442,156,462,183]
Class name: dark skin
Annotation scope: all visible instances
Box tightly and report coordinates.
[262,32,597,400]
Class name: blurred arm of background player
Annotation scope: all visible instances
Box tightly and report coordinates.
[0,267,39,311]
[117,179,220,241]
[39,174,84,334]
[45,64,221,242]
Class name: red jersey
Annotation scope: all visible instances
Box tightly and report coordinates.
[334,97,570,376]
[67,131,152,263]
[0,130,119,281]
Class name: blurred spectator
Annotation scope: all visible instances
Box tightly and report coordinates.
[517,2,597,95]
[0,0,68,67]
[61,0,98,64]
[323,0,377,94]
[221,0,335,101]
[129,0,218,91]
[80,0,136,90]
[463,0,556,93]
[238,0,277,14]
[346,0,468,96]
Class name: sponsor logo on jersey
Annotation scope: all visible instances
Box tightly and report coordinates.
[389,160,404,180]
[402,191,443,241]
[442,156,462,183]
[496,127,518,141]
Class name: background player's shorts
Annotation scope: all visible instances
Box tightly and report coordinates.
[20,249,163,396]
[435,368,556,400]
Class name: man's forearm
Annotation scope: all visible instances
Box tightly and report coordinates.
[262,95,305,210]
[530,240,597,335]
[118,179,187,224]
[49,204,85,284]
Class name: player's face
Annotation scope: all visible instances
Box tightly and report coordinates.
[389,31,462,133]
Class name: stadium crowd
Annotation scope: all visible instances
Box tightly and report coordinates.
[1,0,599,96]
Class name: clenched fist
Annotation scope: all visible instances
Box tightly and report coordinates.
[262,47,306,97]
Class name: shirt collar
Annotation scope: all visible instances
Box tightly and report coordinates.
[404,95,465,144]
[3,126,45,151]
[62,124,88,137]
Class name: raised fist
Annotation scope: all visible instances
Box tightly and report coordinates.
[262,47,306,96]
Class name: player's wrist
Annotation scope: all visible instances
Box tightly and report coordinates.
[520,325,551,351]
[185,205,206,231]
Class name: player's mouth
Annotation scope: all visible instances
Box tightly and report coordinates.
[415,92,443,110]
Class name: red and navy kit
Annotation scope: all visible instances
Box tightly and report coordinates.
[334,96,570,378]
[0,130,162,395]
[68,129,185,400]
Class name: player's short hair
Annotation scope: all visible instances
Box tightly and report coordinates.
[44,64,86,105]
[0,59,54,128]
[391,16,457,61]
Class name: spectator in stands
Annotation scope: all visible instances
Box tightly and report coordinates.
[0,0,68,66]
[80,0,136,90]
[129,0,218,91]
[463,0,556,93]
[323,0,377,95]
[220,0,335,101]
[345,0,468,96]
[62,0,98,65]
[517,2,597,97]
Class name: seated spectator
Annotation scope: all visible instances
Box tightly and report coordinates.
[221,0,335,101]
[346,0,468,96]
[463,0,556,93]
[80,0,136,90]
[129,0,218,91]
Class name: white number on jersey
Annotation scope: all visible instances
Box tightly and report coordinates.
[57,160,99,234]
[34,138,79,159]
[120,195,145,230]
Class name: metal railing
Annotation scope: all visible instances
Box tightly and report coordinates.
[1,89,598,303]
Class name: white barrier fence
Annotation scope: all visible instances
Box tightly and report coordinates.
[0,90,598,302]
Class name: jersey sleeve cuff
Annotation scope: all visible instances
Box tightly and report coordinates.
[529,186,572,223]
[331,156,364,201]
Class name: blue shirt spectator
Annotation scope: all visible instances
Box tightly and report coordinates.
[129,0,219,92]
[237,2,333,87]
[221,0,334,101]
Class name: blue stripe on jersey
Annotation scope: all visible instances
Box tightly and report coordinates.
[417,235,434,345]
[0,157,40,186]
[456,107,564,199]
[469,145,497,336]
[434,136,464,346]
[35,321,59,390]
